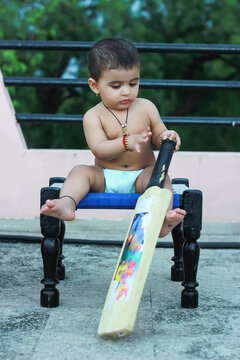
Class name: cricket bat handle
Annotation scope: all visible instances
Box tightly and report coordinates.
[147,139,176,189]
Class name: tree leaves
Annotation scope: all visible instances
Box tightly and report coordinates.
[0,0,239,151]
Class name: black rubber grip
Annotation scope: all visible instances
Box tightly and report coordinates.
[147,139,176,189]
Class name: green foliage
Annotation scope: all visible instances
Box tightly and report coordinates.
[0,0,240,151]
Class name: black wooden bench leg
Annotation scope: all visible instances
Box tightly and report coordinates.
[41,234,60,307]
[48,177,66,281]
[171,178,189,282]
[181,189,202,308]
[57,220,66,280]
[40,187,61,307]
[171,222,184,282]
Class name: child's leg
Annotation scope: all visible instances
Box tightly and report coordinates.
[135,166,186,237]
[40,165,105,220]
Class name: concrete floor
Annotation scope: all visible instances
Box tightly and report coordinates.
[0,218,240,360]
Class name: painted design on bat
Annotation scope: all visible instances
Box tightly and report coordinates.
[109,196,155,306]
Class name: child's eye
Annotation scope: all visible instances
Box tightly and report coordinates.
[130,82,138,87]
[110,84,120,89]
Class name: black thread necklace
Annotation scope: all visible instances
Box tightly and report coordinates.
[103,103,128,135]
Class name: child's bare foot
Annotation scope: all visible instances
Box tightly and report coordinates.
[40,197,76,221]
[159,208,186,238]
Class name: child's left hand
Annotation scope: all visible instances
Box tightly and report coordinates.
[161,130,181,151]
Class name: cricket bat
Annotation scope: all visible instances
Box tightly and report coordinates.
[98,139,176,339]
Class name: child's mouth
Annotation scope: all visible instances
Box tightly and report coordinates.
[121,100,131,105]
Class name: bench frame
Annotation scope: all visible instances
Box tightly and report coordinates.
[40,177,202,309]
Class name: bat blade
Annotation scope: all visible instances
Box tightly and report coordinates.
[98,186,172,339]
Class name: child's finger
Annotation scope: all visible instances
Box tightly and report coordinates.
[142,126,152,133]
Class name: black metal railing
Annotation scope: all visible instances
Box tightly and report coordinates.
[1,40,240,127]
[4,77,240,91]
[1,40,240,54]
[15,113,239,127]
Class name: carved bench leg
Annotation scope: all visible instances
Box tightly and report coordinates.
[40,187,61,307]
[171,178,189,282]
[181,190,202,308]
[41,235,60,307]
[57,220,66,280]
[171,223,184,281]
[48,177,66,281]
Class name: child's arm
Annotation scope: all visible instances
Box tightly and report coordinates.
[83,110,152,160]
[84,111,124,161]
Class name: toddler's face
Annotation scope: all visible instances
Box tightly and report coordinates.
[96,67,140,110]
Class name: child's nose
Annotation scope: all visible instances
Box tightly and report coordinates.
[121,85,130,95]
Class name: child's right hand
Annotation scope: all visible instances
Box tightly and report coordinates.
[128,126,152,152]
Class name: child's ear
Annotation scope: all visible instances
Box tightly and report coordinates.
[88,78,100,96]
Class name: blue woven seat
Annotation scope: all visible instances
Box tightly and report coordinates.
[50,180,183,209]
[77,192,180,209]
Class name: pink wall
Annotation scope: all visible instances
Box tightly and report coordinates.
[0,70,239,222]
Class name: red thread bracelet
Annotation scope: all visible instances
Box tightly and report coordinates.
[122,134,128,150]
[122,135,133,152]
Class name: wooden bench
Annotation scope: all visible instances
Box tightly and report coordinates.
[40,177,202,309]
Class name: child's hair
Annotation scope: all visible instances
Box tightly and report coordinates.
[88,38,141,81]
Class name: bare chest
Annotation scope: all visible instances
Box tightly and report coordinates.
[100,111,150,140]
